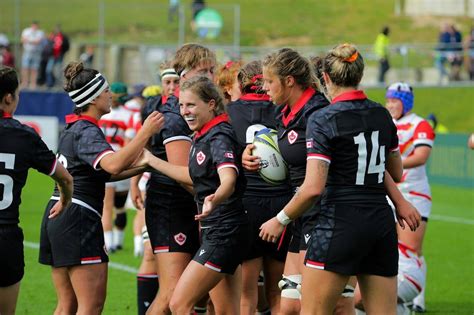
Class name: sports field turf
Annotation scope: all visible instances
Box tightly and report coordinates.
[15,169,474,314]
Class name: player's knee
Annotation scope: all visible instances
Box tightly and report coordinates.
[278,274,301,300]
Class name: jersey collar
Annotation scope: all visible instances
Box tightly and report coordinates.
[194,113,229,139]
[330,90,367,104]
[281,87,315,127]
[1,112,12,118]
[65,114,99,126]
[239,93,270,102]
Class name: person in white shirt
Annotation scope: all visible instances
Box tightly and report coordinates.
[20,21,45,89]
[386,82,435,313]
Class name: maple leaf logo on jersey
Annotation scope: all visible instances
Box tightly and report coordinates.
[288,130,298,144]
[196,151,206,165]
[306,139,313,148]
[174,233,187,246]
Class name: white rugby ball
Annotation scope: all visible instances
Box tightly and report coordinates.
[252,128,288,185]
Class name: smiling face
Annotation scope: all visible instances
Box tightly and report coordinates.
[262,67,288,105]
[386,97,404,120]
[179,89,216,131]
[162,76,180,97]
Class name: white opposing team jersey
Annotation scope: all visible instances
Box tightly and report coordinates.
[395,113,435,200]
[99,106,134,151]
[398,242,425,295]
[125,111,142,140]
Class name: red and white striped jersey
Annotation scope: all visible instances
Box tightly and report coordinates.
[395,113,435,199]
[99,106,134,151]
[398,241,425,292]
[125,111,142,140]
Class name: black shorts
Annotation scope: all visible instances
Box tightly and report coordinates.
[304,203,398,277]
[243,194,292,262]
[194,224,250,274]
[0,225,24,287]
[288,202,320,253]
[145,187,199,255]
[39,200,109,267]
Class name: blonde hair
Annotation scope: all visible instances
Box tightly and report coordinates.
[262,48,315,90]
[322,43,364,87]
[173,43,216,76]
[180,76,225,115]
[215,60,243,102]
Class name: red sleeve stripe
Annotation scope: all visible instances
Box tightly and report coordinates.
[48,158,58,176]
[409,191,432,201]
[217,162,239,174]
[163,135,192,145]
[307,153,331,164]
[93,149,115,170]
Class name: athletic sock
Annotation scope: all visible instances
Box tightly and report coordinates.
[194,306,207,314]
[113,228,125,250]
[134,234,144,257]
[413,255,426,309]
[137,274,159,315]
[256,307,271,315]
[104,231,114,252]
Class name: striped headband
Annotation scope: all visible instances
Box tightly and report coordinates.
[68,73,109,108]
[161,68,179,80]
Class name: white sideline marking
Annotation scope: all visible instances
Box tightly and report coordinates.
[430,214,474,225]
[23,241,138,274]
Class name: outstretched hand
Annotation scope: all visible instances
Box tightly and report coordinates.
[195,194,216,221]
[141,111,164,137]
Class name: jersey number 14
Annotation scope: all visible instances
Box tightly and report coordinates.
[353,131,385,185]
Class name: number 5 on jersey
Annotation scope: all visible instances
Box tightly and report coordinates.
[0,153,15,210]
[353,131,385,185]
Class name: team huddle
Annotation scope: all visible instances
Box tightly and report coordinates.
[0,42,435,315]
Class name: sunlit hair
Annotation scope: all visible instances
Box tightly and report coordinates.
[173,43,216,76]
[238,60,265,94]
[64,61,99,114]
[322,43,364,88]
[180,76,225,115]
[215,60,243,102]
[262,48,315,90]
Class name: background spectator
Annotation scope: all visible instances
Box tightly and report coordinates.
[79,45,94,68]
[20,21,45,89]
[435,23,463,83]
[373,25,390,84]
[463,27,474,80]
[190,0,206,31]
[0,35,15,68]
[169,0,180,22]
[45,24,70,88]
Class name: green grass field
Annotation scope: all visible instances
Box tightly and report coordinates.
[366,87,474,133]
[16,168,474,314]
[1,0,472,46]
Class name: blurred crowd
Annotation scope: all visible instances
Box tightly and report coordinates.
[1,19,474,90]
